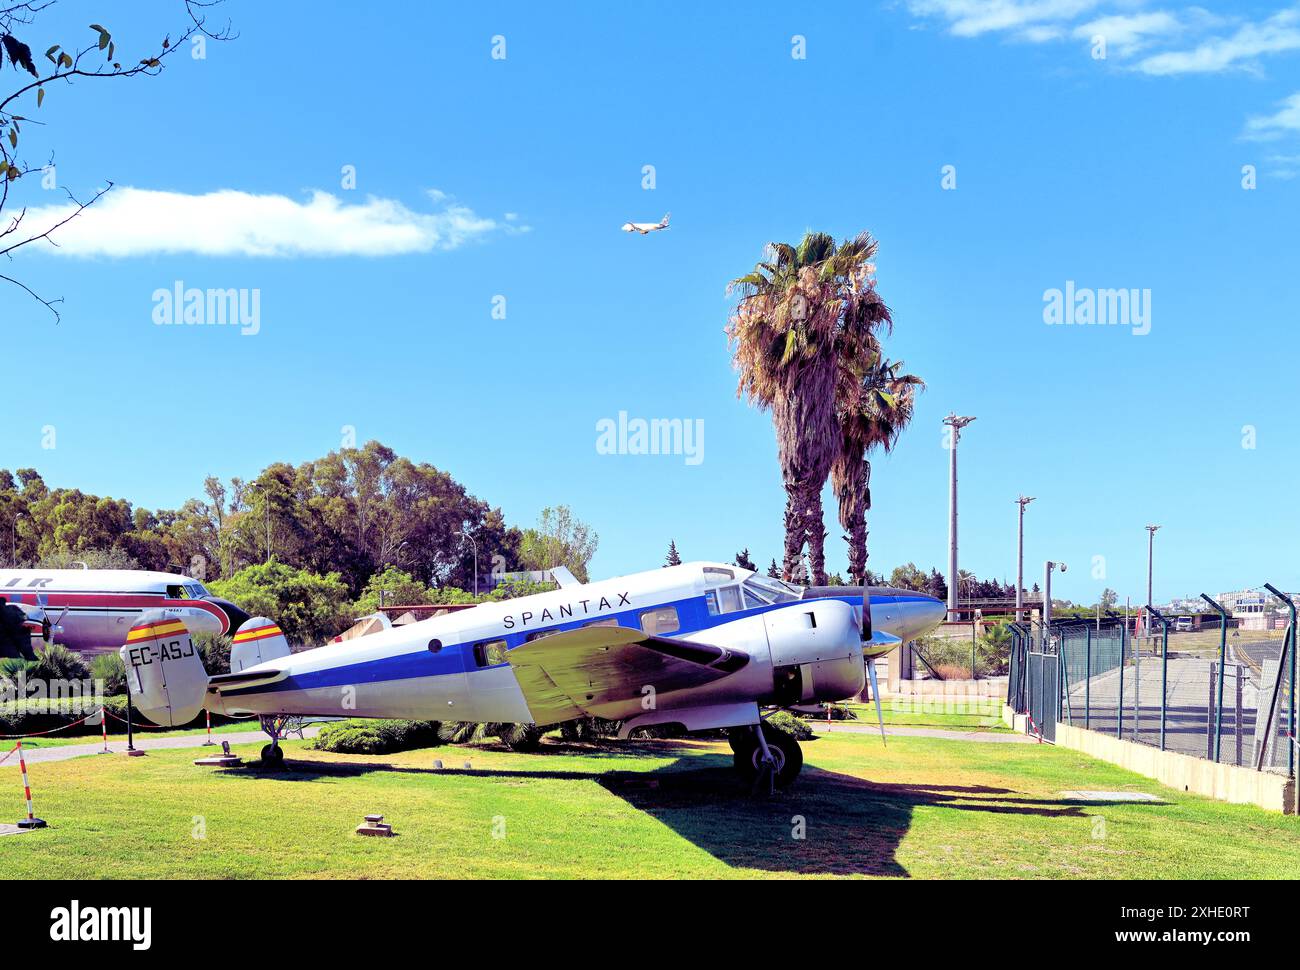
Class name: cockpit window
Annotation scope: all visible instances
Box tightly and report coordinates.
[702,567,734,586]
[166,584,187,599]
[744,575,801,604]
[718,585,742,613]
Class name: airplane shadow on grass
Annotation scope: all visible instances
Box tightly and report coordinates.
[216,740,1157,877]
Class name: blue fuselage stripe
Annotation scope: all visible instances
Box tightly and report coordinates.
[224,593,933,698]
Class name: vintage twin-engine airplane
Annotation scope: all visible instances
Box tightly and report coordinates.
[0,568,250,653]
[121,561,944,788]
[621,212,670,234]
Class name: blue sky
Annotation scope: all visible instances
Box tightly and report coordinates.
[3,0,1298,605]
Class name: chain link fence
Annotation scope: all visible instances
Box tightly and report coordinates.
[1009,614,1296,776]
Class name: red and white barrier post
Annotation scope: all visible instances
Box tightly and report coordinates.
[15,740,47,829]
[203,708,215,747]
[100,705,109,754]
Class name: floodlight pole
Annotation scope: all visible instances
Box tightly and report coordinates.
[1015,496,1035,622]
[1145,525,1160,636]
[943,413,976,622]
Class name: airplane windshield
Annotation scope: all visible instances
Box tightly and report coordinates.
[743,575,801,604]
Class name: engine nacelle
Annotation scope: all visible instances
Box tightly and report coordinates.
[761,598,864,705]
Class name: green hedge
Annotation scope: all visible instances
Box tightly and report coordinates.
[308,719,443,754]
[0,694,239,740]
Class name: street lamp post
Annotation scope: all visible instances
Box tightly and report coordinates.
[943,413,976,622]
[457,531,478,597]
[1015,496,1035,622]
[1145,524,1161,637]
[1044,560,1067,632]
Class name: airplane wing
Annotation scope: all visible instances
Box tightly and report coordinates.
[505,626,748,723]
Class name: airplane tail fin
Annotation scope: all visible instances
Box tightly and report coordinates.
[119,610,209,726]
[230,617,292,672]
[661,212,670,226]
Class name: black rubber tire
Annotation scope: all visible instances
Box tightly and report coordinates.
[260,743,284,766]
[732,728,803,788]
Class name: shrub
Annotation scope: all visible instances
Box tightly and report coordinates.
[31,643,91,681]
[308,719,442,754]
[764,710,815,740]
[194,633,231,676]
[91,653,126,696]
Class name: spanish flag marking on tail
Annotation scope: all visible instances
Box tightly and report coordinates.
[233,623,284,645]
[125,619,190,643]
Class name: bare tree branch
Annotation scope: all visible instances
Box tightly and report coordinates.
[0,0,233,319]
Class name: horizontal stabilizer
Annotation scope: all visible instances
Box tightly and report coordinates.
[207,667,287,692]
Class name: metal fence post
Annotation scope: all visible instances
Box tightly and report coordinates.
[1200,594,1229,763]
[1263,583,1296,778]
[1145,605,1170,751]
[1117,621,1126,740]
[1206,661,1215,760]
[1084,626,1092,730]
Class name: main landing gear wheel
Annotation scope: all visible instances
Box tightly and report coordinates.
[733,726,803,789]
[260,743,284,767]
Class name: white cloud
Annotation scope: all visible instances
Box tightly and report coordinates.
[17,186,525,258]
[1265,152,1300,177]
[1243,90,1300,140]
[1072,11,1187,56]
[1135,7,1300,75]
[906,0,1105,39]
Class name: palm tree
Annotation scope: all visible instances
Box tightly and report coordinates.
[727,231,885,585]
[831,355,924,585]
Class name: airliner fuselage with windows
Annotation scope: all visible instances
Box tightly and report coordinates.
[0,569,250,653]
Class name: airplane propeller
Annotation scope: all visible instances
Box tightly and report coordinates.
[860,586,887,746]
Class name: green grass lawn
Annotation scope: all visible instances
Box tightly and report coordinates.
[2,727,1296,879]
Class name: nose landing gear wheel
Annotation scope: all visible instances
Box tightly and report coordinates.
[260,743,284,767]
[733,727,803,789]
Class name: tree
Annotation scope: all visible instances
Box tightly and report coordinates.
[1100,588,1119,611]
[831,354,923,585]
[728,231,886,585]
[352,567,431,615]
[664,540,681,567]
[207,561,351,648]
[0,2,233,321]
[889,562,927,591]
[734,548,756,571]
[517,506,598,583]
[767,558,780,579]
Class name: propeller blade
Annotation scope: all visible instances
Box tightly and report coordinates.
[866,656,887,747]
[862,585,872,640]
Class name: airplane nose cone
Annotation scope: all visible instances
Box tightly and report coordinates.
[917,596,946,634]
[211,598,251,636]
